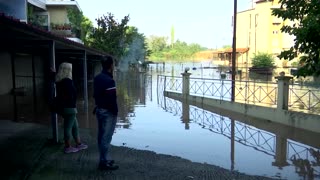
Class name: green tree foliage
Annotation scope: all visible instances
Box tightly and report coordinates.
[147,35,168,53]
[222,45,232,49]
[67,7,93,45]
[147,36,203,61]
[80,16,94,45]
[171,25,175,48]
[272,0,320,77]
[90,13,130,59]
[252,52,275,68]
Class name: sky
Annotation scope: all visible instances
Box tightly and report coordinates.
[76,0,253,49]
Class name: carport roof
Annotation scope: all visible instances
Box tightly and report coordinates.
[0,13,109,57]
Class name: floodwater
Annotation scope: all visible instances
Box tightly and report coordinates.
[75,63,320,180]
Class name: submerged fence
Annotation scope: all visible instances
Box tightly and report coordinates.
[158,75,320,114]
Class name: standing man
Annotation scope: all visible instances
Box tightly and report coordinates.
[93,55,119,170]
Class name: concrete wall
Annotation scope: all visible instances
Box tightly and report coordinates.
[165,91,320,134]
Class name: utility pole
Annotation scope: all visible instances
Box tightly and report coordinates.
[231,0,237,102]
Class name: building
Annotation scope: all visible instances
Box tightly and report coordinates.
[0,0,83,43]
[236,0,295,67]
[0,0,108,142]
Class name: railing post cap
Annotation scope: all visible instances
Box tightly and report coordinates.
[275,76,293,80]
[181,72,191,76]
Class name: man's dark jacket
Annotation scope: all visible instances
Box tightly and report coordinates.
[93,70,118,115]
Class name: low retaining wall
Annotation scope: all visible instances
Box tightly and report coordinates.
[165,91,320,133]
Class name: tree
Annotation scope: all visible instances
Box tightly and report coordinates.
[252,52,275,68]
[272,0,320,77]
[171,25,175,48]
[80,16,94,45]
[222,45,232,49]
[147,35,168,53]
[67,7,93,45]
[90,13,130,60]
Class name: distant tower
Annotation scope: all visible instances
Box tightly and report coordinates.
[171,25,175,48]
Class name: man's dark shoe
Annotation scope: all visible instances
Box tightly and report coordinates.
[107,160,115,165]
[98,162,119,170]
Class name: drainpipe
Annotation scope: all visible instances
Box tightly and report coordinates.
[275,73,293,110]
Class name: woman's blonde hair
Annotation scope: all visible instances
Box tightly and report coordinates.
[56,62,72,82]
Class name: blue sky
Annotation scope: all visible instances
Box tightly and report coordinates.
[76,0,253,49]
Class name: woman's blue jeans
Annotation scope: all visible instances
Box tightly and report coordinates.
[96,108,117,164]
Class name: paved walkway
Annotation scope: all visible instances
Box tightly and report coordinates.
[0,120,275,180]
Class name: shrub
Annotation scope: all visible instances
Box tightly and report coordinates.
[252,52,275,68]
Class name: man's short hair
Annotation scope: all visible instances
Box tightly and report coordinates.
[101,55,114,70]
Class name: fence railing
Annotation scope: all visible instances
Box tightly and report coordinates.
[289,85,320,114]
[159,75,320,113]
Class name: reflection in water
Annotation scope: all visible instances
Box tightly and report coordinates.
[160,93,320,179]
[114,72,152,129]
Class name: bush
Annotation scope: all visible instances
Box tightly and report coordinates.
[252,52,275,68]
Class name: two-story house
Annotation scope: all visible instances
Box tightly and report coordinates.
[0,0,83,43]
[236,0,295,67]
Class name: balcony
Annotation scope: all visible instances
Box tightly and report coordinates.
[27,0,46,10]
[50,23,73,36]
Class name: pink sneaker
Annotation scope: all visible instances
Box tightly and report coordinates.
[76,143,88,151]
[64,146,79,154]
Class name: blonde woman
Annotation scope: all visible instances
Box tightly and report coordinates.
[55,62,88,153]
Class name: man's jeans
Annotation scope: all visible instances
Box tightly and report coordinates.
[96,108,117,164]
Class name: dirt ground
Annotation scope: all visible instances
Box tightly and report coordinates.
[0,120,275,180]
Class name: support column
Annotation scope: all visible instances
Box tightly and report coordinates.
[181,100,190,130]
[83,51,88,113]
[32,52,37,120]
[181,72,191,99]
[272,135,289,168]
[11,52,17,121]
[49,41,58,143]
[275,74,293,110]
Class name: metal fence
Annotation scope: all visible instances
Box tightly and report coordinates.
[158,75,320,113]
[289,85,320,114]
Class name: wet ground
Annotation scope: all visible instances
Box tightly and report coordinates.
[0,120,274,180]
